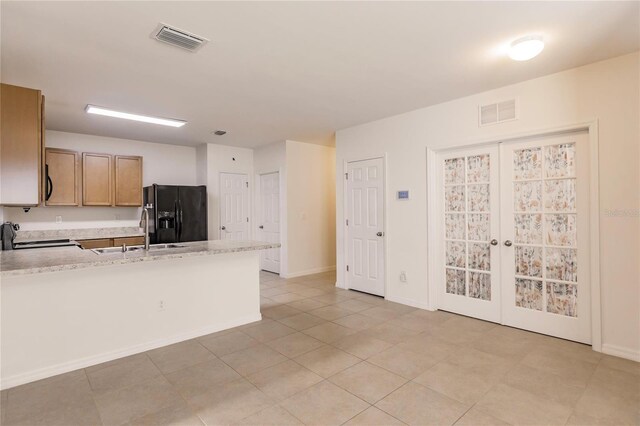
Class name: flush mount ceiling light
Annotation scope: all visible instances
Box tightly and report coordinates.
[213,130,227,136]
[508,35,545,61]
[85,105,186,128]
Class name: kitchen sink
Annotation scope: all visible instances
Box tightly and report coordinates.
[91,243,186,254]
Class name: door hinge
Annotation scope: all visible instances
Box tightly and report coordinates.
[246,182,249,188]
[346,265,349,272]
[345,172,348,180]
[246,217,249,222]
[346,219,349,226]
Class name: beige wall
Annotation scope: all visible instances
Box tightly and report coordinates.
[335,52,640,360]
[254,142,287,175]
[4,130,197,230]
[253,140,337,277]
[286,140,336,277]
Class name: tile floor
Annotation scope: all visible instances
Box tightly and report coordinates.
[1,270,639,425]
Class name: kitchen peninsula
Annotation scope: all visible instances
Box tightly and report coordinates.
[0,239,279,389]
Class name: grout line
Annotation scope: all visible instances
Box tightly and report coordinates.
[82,368,107,426]
[452,402,477,425]
[561,354,602,425]
[17,273,612,426]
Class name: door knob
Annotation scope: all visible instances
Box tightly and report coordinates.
[259,225,264,229]
[376,232,384,237]
[221,226,226,230]
[490,239,498,246]
[504,240,513,247]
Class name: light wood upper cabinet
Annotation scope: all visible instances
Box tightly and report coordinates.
[0,83,44,206]
[114,155,142,206]
[82,153,112,206]
[45,148,80,206]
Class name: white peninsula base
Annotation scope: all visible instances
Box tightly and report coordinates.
[1,251,261,389]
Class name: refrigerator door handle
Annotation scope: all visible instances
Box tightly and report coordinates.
[175,200,181,242]
[178,199,184,242]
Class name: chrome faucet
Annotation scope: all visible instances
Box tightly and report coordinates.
[139,203,153,250]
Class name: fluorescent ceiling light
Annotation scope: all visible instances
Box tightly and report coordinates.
[85,105,186,127]
[508,35,544,61]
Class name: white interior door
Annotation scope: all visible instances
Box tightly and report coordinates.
[259,172,280,273]
[501,132,591,343]
[438,145,502,323]
[346,158,385,296]
[220,173,249,240]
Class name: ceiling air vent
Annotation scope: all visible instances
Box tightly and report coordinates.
[152,23,208,52]
[479,98,517,127]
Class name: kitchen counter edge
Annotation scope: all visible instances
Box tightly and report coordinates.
[1,240,280,277]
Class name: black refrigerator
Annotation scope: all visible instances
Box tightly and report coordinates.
[143,185,207,244]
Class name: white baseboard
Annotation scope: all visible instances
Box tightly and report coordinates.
[333,285,432,311]
[1,313,262,390]
[283,265,336,279]
[384,294,431,310]
[601,343,640,362]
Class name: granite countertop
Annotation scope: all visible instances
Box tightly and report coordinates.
[14,227,144,243]
[1,240,280,277]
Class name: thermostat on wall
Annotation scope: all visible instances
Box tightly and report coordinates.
[397,190,409,200]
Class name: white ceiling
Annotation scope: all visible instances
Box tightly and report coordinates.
[2,1,638,148]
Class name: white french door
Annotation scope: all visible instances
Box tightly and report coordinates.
[437,131,591,344]
[501,133,590,343]
[220,173,249,241]
[259,172,280,273]
[346,158,385,296]
[439,145,502,323]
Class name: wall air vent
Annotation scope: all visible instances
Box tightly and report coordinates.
[479,98,518,127]
[152,23,208,52]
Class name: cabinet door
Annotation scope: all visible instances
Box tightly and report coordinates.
[114,155,142,206]
[83,153,113,206]
[45,148,80,206]
[78,239,113,249]
[39,95,46,203]
[113,236,145,246]
[0,84,43,206]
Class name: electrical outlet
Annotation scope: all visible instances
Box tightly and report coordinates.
[158,300,166,311]
[55,215,62,223]
[399,271,407,283]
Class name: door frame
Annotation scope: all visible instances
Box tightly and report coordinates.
[255,170,284,276]
[426,120,602,352]
[218,172,250,240]
[342,154,388,298]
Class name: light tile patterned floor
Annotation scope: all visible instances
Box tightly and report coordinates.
[1,270,639,425]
